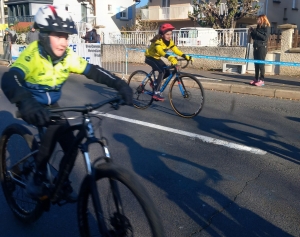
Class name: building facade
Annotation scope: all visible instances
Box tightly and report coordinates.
[5,0,53,25]
[266,0,299,34]
[141,0,266,29]
[4,0,137,33]
[141,0,196,29]
[96,0,137,34]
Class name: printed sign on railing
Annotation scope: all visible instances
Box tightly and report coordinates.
[11,43,101,66]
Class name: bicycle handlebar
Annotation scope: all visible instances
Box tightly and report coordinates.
[166,57,192,70]
[16,96,123,118]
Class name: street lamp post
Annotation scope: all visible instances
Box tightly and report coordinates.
[0,0,5,24]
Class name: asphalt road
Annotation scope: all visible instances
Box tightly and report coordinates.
[0,67,299,237]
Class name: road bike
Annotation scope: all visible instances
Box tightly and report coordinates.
[127,58,205,118]
[0,96,165,237]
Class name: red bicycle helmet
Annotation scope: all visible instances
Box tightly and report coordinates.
[159,23,175,35]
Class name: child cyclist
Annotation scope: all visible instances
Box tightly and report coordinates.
[1,5,133,201]
[145,23,193,101]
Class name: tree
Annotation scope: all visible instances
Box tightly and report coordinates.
[189,0,260,29]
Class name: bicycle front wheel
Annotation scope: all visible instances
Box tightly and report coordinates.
[78,162,165,237]
[0,123,44,223]
[127,70,154,109]
[169,75,205,118]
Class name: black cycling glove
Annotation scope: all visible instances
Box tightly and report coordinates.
[17,98,50,126]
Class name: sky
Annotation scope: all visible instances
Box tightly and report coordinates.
[138,0,148,7]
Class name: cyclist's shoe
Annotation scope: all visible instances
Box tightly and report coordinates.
[152,91,164,101]
[26,171,47,199]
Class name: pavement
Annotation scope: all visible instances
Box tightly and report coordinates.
[123,63,300,101]
[1,59,299,100]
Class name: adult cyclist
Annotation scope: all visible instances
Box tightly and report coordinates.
[145,23,193,101]
[1,5,133,201]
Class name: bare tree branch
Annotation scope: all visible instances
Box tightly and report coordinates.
[189,0,260,29]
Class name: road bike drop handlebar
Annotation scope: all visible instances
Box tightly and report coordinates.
[166,57,193,71]
[15,96,124,119]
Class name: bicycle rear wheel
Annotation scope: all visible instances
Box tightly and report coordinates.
[169,75,205,118]
[127,70,154,109]
[78,162,165,237]
[0,123,44,223]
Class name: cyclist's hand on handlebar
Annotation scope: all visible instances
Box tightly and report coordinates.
[182,54,193,62]
[167,55,178,65]
[118,85,133,105]
[16,98,50,126]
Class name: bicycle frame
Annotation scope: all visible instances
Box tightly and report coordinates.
[7,112,112,206]
[48,113,112,204]
[142,67,186,96]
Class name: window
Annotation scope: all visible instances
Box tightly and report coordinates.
[292,0,298,9]
[162,0,170,7]
[120,7,127,19]
[271,22,277,34]
[108,4,112,13]
[24,3,29,15]
[283,8,287,20]
[116,6,132,20]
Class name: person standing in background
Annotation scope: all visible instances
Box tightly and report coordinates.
[9,24,17,44]
[3,28,12,62]
[92,29,101,44]
[249,14,271,86]
[81,23,97,43]
[26,25,39,44]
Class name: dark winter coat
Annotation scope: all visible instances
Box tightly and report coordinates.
[250,25,271,48]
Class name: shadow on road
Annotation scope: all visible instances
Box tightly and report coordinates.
[192,115,300,165]
[114,133,292,237]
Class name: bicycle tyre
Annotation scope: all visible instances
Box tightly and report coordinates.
[0,123,44,223]
[127,70,154,109]
[169,74,205,118]
[78,162,165,237]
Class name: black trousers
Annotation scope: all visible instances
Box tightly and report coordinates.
[253,45,267,80]
[145,57,170,91]
[35,104,77,174]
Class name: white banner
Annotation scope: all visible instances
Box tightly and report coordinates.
[11,43,102,66]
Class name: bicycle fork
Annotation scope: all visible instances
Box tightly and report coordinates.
[82,117,125,235]
[176,78,188,98]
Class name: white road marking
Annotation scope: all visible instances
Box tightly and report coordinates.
[93,112,267,155]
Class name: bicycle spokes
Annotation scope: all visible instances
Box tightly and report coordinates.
[128,70,154,109]
[169,76,205,118]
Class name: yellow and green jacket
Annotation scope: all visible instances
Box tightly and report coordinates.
[10,41,89,105]
[145,38,183,59]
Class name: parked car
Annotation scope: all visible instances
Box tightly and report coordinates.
[176,27,219,46]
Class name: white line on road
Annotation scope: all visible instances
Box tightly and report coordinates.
[93,112,267,155]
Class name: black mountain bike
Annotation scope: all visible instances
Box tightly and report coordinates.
[0,96,165,237]
[127,58,205,118]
